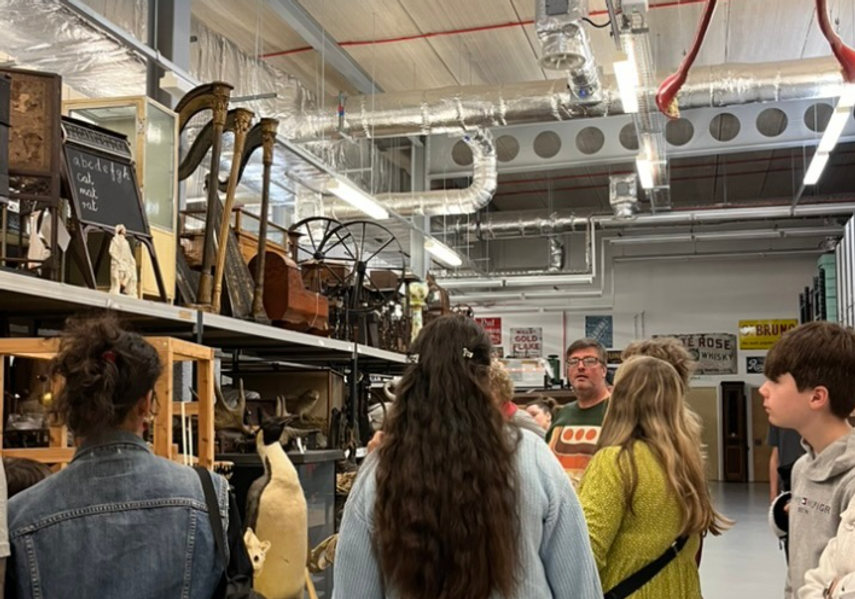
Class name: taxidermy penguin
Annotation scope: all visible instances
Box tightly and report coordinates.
[245,414,308,599]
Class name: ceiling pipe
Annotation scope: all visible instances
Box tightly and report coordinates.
[612,248,825,263]
[535,0,600,101]
[437,273,595,290]
[294,57,848,140]
[609,226,844,245]
[449,201,855,238]
[325,129,497,218]
[452,289,605,302]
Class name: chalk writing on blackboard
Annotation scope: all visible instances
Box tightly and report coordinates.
[64,146,146,235]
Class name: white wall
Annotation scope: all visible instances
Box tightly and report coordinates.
[475,253,820,480]
[478,255,816,377]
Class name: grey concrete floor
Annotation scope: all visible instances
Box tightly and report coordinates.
[701,482,787,599]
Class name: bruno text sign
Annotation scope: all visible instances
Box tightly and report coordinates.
[738,319,798,350]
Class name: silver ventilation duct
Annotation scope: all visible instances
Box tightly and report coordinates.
[609,174,639,219]
[535,0,600,102]
[325,130,497,218]
[450,201,855,239]
[293,57,848,141]
[548,236,565,272]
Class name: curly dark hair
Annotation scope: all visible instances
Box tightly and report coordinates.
[374,314,520,599]
[49,312,162,438]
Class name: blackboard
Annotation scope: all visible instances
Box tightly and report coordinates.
[64,145,148,236]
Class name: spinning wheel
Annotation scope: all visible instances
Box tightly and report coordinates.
[289,218,407,312]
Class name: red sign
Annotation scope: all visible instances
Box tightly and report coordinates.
[476,317,503,346]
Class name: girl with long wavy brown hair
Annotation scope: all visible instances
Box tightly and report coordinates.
[333,314,602,599]
[579,355,731,599]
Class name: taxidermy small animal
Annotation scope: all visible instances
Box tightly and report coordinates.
[243,527,271,576]
[283,389,320,421]
[245,414,308,599]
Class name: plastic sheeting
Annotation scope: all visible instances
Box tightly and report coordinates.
[0,0,147,97]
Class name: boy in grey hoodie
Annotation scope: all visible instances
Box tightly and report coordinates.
[760,322,855,599]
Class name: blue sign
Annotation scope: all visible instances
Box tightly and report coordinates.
[586,315,614,348]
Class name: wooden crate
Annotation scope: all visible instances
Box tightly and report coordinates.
[238,369,344,433]
[0,337,215,468]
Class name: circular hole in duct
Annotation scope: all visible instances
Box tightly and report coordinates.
[451,140,473,166]
[619,124,639,151]
[665,118,694,146]
[576,127,605,155]
[534,131,562,158]
[756,108,789,137]
[805,103,834,133]
[709,113,741,142]
[496,135,520,162]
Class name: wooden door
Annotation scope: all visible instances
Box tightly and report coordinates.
[686,387,720,481]
[750,387,772,483]
[722,382,748,482]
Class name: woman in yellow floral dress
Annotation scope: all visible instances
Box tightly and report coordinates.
[579,355,731,599]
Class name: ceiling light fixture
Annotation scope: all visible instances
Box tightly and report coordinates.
[804,152,831,186]
[636,158,655,189]
[613,49,640,114]
[839,83,855,109]
[326,177,389,220]
[804,84,855,186]
[437,273,594,289]
[817,106,852,153]
[424,237,463,267]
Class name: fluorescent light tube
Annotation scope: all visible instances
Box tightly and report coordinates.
[636,158,654,189]
[424,237,463,267]
[818,107,851,153]
[839,84,855,109]
[503,274,594,287]
[436,274,594,289]
[613,51,639,114]
[804,152,830,186]
[326,177,389,220]
[611,233,693,245]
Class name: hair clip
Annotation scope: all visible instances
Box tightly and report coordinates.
[462,348,474,359]
[102,350,116,363]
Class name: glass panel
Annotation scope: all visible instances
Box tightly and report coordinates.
[143,103,176,230]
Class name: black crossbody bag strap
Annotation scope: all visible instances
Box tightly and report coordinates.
[194,466,229,569]
[603,535,689,599]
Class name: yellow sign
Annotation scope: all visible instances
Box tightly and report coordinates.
[738,319,799,350]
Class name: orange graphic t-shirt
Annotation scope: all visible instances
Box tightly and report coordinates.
[546,399,609,487]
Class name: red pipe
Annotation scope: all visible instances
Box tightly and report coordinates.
[816,0,855,83]
[260,0,711,60]
[656,0,719,119]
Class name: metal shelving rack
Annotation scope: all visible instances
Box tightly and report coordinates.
[0,270,407,365]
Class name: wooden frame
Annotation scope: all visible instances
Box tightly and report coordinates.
[60,117,168,302]
[0,67,62,280]
[0,337,215,468]
[62,96,179,303]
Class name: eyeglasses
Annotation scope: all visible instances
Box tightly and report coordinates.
[567,357,603,369]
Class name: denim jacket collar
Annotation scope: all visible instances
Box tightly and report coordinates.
[73,429,151,462]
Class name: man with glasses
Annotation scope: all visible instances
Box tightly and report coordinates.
[547,339,611,487]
